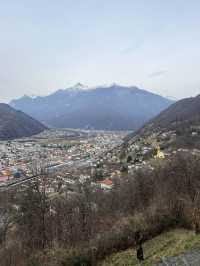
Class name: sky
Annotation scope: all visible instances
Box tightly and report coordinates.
[0,0,200,102]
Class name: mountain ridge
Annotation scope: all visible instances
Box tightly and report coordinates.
[10,84,173,131]
[137,94,200,135]
[0,103,47,140]
[125,94,200,147]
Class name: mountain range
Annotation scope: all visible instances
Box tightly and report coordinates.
[10,84,172,131]
[0,103,46,140]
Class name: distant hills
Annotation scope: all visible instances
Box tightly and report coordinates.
[10,84,172,131]
[124,94,200,151]
[0,103,46,140]
[133,94,200,137]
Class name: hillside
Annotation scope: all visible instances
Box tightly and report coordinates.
[100,229,200,266]
[10,84,172,131]
[129,95,200,139]
[0,103,46,140]
[115,94,200,171]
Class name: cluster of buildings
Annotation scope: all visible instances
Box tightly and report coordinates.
[2,124,199,194]
[1,124,199,198]
[0,130,125,191]
[119,128,200,173]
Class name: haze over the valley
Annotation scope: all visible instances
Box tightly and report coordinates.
[1,0,200,102]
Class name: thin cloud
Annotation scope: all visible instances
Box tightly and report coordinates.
[149,71,167,78]
[120,41,144,55]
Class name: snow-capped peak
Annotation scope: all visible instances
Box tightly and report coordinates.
[90,83,121,90]
[66,83,125,92]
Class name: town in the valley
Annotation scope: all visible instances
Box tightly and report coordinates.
[0,129,127,192]
[1,126,199,195]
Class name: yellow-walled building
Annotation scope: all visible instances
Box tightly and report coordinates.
[154,146,165,159]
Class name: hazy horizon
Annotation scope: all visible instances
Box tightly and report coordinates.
[1,82,191,104]
[1,82,199,104]
[1,0,200,102]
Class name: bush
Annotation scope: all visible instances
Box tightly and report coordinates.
[2,153,200,266]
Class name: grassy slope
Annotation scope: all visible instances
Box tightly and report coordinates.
[100,229,200,266]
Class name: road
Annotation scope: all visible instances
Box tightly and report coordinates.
[0,158,94,191]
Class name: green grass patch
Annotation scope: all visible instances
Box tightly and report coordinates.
[100,229,200,266]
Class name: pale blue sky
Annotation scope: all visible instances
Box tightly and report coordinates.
[0,0,200,102]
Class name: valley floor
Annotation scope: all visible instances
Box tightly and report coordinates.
[100,229,200,266]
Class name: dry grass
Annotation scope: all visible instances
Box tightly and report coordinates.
[100,228,200,266]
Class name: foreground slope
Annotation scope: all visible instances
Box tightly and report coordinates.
[100,229,200,266]
[0,103,46,140]
[10,84,172,131]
